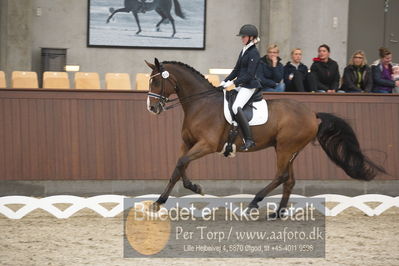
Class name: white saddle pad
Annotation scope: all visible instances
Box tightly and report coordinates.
[223,90,268,126]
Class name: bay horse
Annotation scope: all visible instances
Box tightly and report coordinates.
[106,0,185,37]
[145,58,385,218]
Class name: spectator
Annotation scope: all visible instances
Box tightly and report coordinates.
[257,44,285,92]
[392,65,399,93]
[372,47,399,93]
[340,50,373,93]
[310,44,340,93]
[283,48,312,92]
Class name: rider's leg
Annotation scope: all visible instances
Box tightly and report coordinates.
[232,87,256,151]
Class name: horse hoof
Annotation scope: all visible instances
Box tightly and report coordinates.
[196,184,204,196]
[266,210,288,220]
[150,202,160,212]
[246,203,259,215]
[136,30,141,35]
[267,212,279,220]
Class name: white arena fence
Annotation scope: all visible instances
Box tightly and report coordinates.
[0,194,398,219]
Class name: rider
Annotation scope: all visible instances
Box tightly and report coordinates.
[219,24,261,151]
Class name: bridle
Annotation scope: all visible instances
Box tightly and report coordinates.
[147,70,179,110]
[147,67,220,111]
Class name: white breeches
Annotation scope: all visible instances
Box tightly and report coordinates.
[232,87,256,114]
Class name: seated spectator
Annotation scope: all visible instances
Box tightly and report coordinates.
[283,48,312,92]
[372,47,399,93]
[392,65,399,93]
[310,44,340,93]
[340,50,373,93]
[257,44,285,92]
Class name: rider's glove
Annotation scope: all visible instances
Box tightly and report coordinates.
[223,80,234,88]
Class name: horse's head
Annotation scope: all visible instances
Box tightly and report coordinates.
[145,58,178,115]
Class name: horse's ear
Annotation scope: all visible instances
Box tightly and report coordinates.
[154,58,161,71]
[145,60,155,70]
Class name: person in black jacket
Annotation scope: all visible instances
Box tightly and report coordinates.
[283,48,312,92]
[220,24,261,151]
[256,44,285,92]
[341,50,373,93]
[309,44,340,93]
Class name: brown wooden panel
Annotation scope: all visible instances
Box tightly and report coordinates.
[0,89,398,181]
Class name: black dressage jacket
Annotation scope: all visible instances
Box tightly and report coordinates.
[224,44,261,89]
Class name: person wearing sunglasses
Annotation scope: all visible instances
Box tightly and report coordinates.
[340,50,373,93]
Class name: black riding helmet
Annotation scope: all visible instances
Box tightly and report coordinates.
[237,24,258,38]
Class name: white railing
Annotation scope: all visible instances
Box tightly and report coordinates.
[0,194,398,219]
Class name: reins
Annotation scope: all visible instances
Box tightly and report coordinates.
[148,71,220,110]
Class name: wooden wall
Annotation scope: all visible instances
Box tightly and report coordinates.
[0,89,397,180]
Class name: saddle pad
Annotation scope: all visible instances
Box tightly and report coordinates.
[223,90,268,126]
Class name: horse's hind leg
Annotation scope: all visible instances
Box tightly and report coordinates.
[155,9,166,31]
[268,153,298,219]
[247,149,293,211]
[155,9,176,37]
[155,18,166,31]
[106,7,131,23]
[153,141,212,210]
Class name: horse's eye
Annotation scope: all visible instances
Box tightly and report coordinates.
[152,79,160,87]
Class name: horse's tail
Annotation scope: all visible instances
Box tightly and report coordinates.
[316,112,386,181]
[173,0,185,19]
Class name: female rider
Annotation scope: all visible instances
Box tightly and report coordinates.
[220,24,261,151]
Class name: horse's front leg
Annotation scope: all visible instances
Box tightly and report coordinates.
[132,12,142,34]
[153,141,212,211]
[106,7,130,23]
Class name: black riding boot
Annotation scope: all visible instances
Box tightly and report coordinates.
[235,107,255,151]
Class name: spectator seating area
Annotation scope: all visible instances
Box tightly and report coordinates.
[0,71,222,91]
[0,71,6,88]
[12,71,39,89]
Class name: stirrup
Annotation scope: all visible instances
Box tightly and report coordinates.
[240,139,255,151]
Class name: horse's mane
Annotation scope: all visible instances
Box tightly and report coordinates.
[162,61,215,88]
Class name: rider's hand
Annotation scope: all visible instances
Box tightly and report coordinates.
[219,81,226,87]
[223,80,234,88]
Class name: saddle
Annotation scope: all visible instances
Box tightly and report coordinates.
[221,89,268,157]
[225,89,263,122]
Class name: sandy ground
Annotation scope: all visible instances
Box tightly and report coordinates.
[1,206,398,266]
